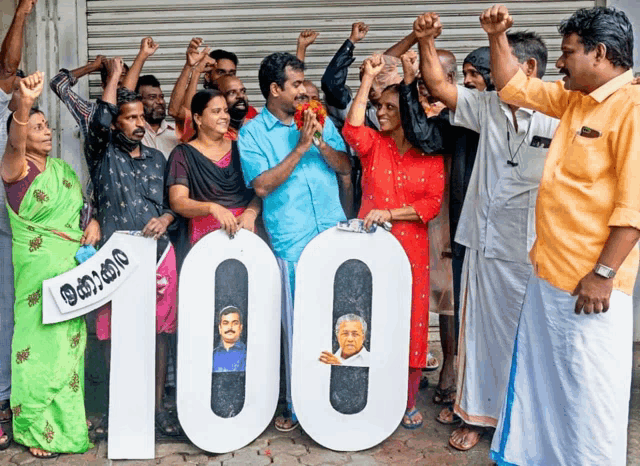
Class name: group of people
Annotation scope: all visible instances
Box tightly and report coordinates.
[0,0,638,464]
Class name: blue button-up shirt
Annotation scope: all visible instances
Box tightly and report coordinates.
[212,340,247,373]
[238,107,347,262]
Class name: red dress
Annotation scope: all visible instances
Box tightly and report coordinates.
[342,122,445,368]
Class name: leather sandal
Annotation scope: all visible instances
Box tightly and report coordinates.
[448,426,484,451]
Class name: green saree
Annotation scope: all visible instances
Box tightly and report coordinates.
[7,157,90,453]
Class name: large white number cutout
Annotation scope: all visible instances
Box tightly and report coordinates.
[42,232,157,459]
[293,227,412,451]
[177,229,281,453]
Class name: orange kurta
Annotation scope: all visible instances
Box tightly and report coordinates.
[343,122,445,368]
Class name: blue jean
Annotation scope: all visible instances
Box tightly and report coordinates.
[0,232,14,401]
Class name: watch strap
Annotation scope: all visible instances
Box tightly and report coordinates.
[594,263,616,279]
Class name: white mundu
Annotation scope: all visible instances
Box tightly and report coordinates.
[43,232,157,460]
[292,227,412,451]
[177,229,281,453]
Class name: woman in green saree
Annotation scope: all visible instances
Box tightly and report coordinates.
[0,72,100,458]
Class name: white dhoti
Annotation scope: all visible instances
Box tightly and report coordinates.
[490,273,633,466]
[454,248,532,427]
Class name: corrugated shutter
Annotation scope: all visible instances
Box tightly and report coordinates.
[86,0,597,108]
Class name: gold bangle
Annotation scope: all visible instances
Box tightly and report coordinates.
[11,114,28,126]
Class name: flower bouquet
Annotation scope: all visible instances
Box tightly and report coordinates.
[294,99,327,146]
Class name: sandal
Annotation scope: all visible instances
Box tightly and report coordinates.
[29,447,59,459]
[436,405,461,425]
[0,400,11,424]
[0,425,11,451]
[155,410,182,437]
[401,408,423,429]
[432,385,457,405]
[93,414,108,440]
[423,352,440,372]
[274,404,299,432]
[448,426,484,451]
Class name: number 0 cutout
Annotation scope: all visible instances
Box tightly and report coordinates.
[293,227,412,451]
[43,232,157,460]
[177,230,281,453]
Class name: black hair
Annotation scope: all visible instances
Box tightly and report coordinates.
[258,52,305,100]
[381,83,402,96]
[116,87,142,115]
[135,74,161,93]
[507,31,548,79]
[7,107,43,134]
[558,7,633,69]
[209,49,239,67]
[100,62,130,87]
[190,89,225,139]
[219,306,243,326]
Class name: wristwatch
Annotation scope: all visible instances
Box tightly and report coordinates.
[593,263,616,279]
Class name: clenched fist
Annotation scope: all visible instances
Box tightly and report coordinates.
[413,13,442,40]
[480,5,514,35]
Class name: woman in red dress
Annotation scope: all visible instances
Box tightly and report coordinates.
[342,54,445,429]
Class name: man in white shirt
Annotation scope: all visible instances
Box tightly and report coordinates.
[319,314,370,367]
[413,12,558,452]
[0,0,36,444]
[136,74,180,159]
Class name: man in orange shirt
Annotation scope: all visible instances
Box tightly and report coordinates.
[483,6,640,466]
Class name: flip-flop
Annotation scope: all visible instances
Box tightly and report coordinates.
[448,426,484,451]
[401,408,423,430]
[274,404,299,432]
[436,405,461,425]
[29,448,59,460]
[432,385,457,405]
[0,426,11,451]
[423,352,440,372]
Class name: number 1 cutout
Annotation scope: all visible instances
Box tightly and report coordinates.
[43,232,157,459]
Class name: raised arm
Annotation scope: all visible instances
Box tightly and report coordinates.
[321,22,369,110]
[480,5,518,91]
[121,37,158,91]
[414,13,458,111]
[1,72,43,183]
[0,0,36,91]
[169,38,208,121]
[383,30,417,58]
[183,55,215,115]
[296,30,319,62]
[398,53,450,154]
[345,55,384,127]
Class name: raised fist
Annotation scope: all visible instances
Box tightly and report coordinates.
[195,54,215,74]
[18,71,44,103]
[298,30,319,49]
[186,38,208,67]
[363,54,385,78]
[349,22,369,43]
[140,37,159,57]
[17,0,37,16]
[480,5,514,35]
[401,51,418,84]
[106,57,124,80]
[413,13,442,40]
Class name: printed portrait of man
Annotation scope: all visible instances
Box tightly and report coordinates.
[212,305,246,373]
[319,313,369,367]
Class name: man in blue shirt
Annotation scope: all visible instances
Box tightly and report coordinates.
[212,306,246,373]
[238,52,350,431]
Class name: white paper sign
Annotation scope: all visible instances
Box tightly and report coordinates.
[177,229,281,453]
[292,227,412,451]
[43,232,157,460]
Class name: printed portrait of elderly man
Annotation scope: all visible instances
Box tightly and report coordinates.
[319,314,370,367]
[212,306,246,373]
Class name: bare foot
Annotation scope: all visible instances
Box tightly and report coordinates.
[274,415,299,432]
[449,426,484,451]
[30,447,58,458]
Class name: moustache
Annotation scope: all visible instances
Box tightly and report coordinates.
[133,128,145,136]
[232,99,248,109]
[224,330,237,334]
[464,83,476,89]
[559,68,570,77]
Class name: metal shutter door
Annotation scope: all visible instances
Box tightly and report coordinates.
[86,0,598,108]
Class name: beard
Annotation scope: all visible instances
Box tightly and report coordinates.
[145,105,166,125]
[228,98,249,126]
